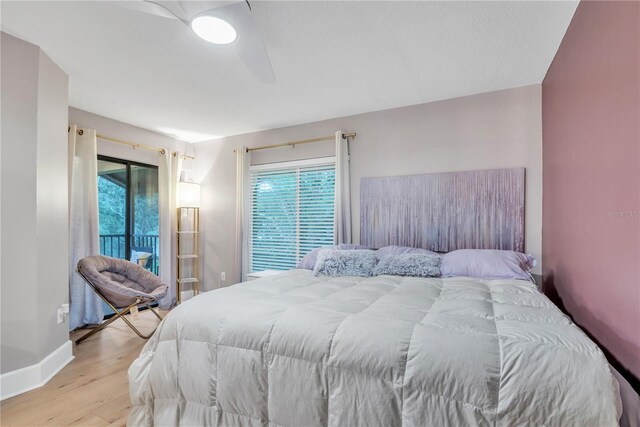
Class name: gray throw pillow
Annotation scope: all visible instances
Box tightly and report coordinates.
[373,253,441,278]
[313,249,377,277]
[297,244,370,270]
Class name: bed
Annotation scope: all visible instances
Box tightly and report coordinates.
[128,168,621,426]
[128,269,621,426]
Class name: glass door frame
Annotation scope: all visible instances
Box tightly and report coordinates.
[97,155,158,263]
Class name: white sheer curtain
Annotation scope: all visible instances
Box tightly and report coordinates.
[334,130,352,244]
[158,152,182,308]
[68,125,103,329]
[235,146,251,282]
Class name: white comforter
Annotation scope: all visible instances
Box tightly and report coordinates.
[128,270,621,426]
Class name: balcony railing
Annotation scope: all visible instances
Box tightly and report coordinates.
[99,234,159,275]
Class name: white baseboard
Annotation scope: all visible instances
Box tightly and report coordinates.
[0,340,74,400]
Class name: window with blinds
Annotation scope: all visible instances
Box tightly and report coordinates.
[249,158,336,272]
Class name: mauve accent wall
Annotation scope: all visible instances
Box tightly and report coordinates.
[542,1,640,380]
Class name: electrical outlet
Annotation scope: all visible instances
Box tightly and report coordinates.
[56,303,70,324]
[220,272,226,282]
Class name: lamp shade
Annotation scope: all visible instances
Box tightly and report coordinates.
[178,182,201,208]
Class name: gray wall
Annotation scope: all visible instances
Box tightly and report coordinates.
[193,84,542,289]
[1,33,69,373]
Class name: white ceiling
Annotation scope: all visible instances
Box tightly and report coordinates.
[1,1,577,142]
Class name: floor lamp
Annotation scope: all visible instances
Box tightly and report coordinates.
[177,181,200,303]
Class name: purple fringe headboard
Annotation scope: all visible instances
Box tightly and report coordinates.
[360,168,525,252]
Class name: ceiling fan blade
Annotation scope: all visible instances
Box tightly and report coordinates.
[176,1,238,18]
[210,2,276,84]
[110,2,238,23]
[107,1,183,21]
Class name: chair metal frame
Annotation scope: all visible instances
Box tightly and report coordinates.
[74,267,164,344]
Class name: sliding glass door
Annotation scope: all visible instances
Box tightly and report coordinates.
[97,156,159,275]
[131,164,160,274]
[97,159,128,261]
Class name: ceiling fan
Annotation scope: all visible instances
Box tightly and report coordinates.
[114,0,275,84]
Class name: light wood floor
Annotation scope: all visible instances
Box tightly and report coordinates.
[1,310,166,427]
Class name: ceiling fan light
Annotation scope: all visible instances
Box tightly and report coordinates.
[191,16,237,45]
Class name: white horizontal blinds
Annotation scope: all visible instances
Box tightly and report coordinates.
[250,160,335,272]
[298,166,335,258]
[251,168,297,271]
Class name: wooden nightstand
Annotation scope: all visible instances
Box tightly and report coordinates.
[246,270,283,281]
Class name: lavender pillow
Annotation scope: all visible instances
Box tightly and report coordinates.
[297,244,369,270]
[440,249,536,281]
[374,253,441,278]
[375,245,438,259]
[313,249,377,277]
